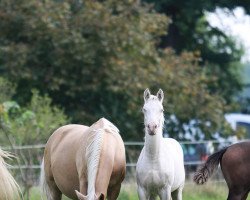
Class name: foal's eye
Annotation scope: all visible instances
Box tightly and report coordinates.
[161,109,164,112]
[142,108,146,112]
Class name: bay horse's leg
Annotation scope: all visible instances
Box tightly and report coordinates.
[227,189,248,200]
[242,192,249,200]
[243,191,249,200]
[107,183,121,200]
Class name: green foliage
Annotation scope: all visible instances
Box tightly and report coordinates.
[0,78,68,198]
[143,0,245,103]
[0,89,68,145]
[0,0,235,140]
[0,77,16,103]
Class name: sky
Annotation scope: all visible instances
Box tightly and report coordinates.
[207,7,250,63]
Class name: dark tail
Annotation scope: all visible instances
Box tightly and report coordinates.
[193,147,228,185]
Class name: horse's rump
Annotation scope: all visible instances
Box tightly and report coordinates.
[42,118,126,199]
[220,142,250,186]
[194,141,250,200]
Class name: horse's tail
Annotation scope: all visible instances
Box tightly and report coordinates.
[85,128,105,198]
[0,148,21,200]
[40,157,52,200]
[85,118,119,198]
[193,147,228,185]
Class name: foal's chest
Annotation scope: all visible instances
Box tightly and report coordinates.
[138,162,170,189]
[141,170,170,192]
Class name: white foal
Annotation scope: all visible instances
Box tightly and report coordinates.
[136,89,185,200]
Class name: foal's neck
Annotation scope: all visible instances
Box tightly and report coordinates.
[144,128,163,159]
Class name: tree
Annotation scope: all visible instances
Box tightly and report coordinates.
[143,0,246,103]
[0,78,68,198]
[0,0,235,140]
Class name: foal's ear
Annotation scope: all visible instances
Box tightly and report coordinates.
[144,88,151,102]
[156,89,164,103]
[75,190,87,200]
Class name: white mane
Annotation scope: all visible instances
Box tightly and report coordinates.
[85,118,119,199]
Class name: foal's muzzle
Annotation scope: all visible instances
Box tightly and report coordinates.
[147,124,158,135]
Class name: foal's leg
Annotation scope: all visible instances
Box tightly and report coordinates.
[137,186,148,200]
[171,185,183,200]
[149,195,156,200]
[159,186,171,200]
[107,183,121,200]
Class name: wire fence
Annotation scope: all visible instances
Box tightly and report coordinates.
[1,140,233,169]
[1,139,236,187]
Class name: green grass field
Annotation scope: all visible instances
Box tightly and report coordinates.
[28,181,250,200]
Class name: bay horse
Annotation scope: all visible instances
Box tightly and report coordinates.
[194,141,250,200]
[136,89,185,200]
[0,148,21,200]
[41,118,126,200]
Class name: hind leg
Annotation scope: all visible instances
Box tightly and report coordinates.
[45,179,62,200]
[227,189,248,200]
[107,183,121,200]
[242,192,249,200]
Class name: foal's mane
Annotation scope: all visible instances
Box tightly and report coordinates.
[85,118,119,198]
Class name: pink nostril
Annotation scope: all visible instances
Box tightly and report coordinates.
[147,124,157,131]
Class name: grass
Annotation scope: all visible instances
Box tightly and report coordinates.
[183,182,227,200]
[28,181,250,200]
[118,181,229,200]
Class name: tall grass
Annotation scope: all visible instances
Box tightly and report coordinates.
[119,181,249,200]
[29,181,250,200]
[183,182,228,200]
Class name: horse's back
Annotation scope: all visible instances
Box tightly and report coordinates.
[45,124,89,163]
[47,124,89,150]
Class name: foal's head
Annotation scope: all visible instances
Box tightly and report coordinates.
[143,88,164,136]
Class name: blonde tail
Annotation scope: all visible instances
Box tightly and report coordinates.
[0,148,21,200]
[40,158,53,200]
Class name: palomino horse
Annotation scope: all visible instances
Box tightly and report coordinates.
[136,89,185,200]
[0,148,21,200]
[41,118,126,200]
[194,141,250,200]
